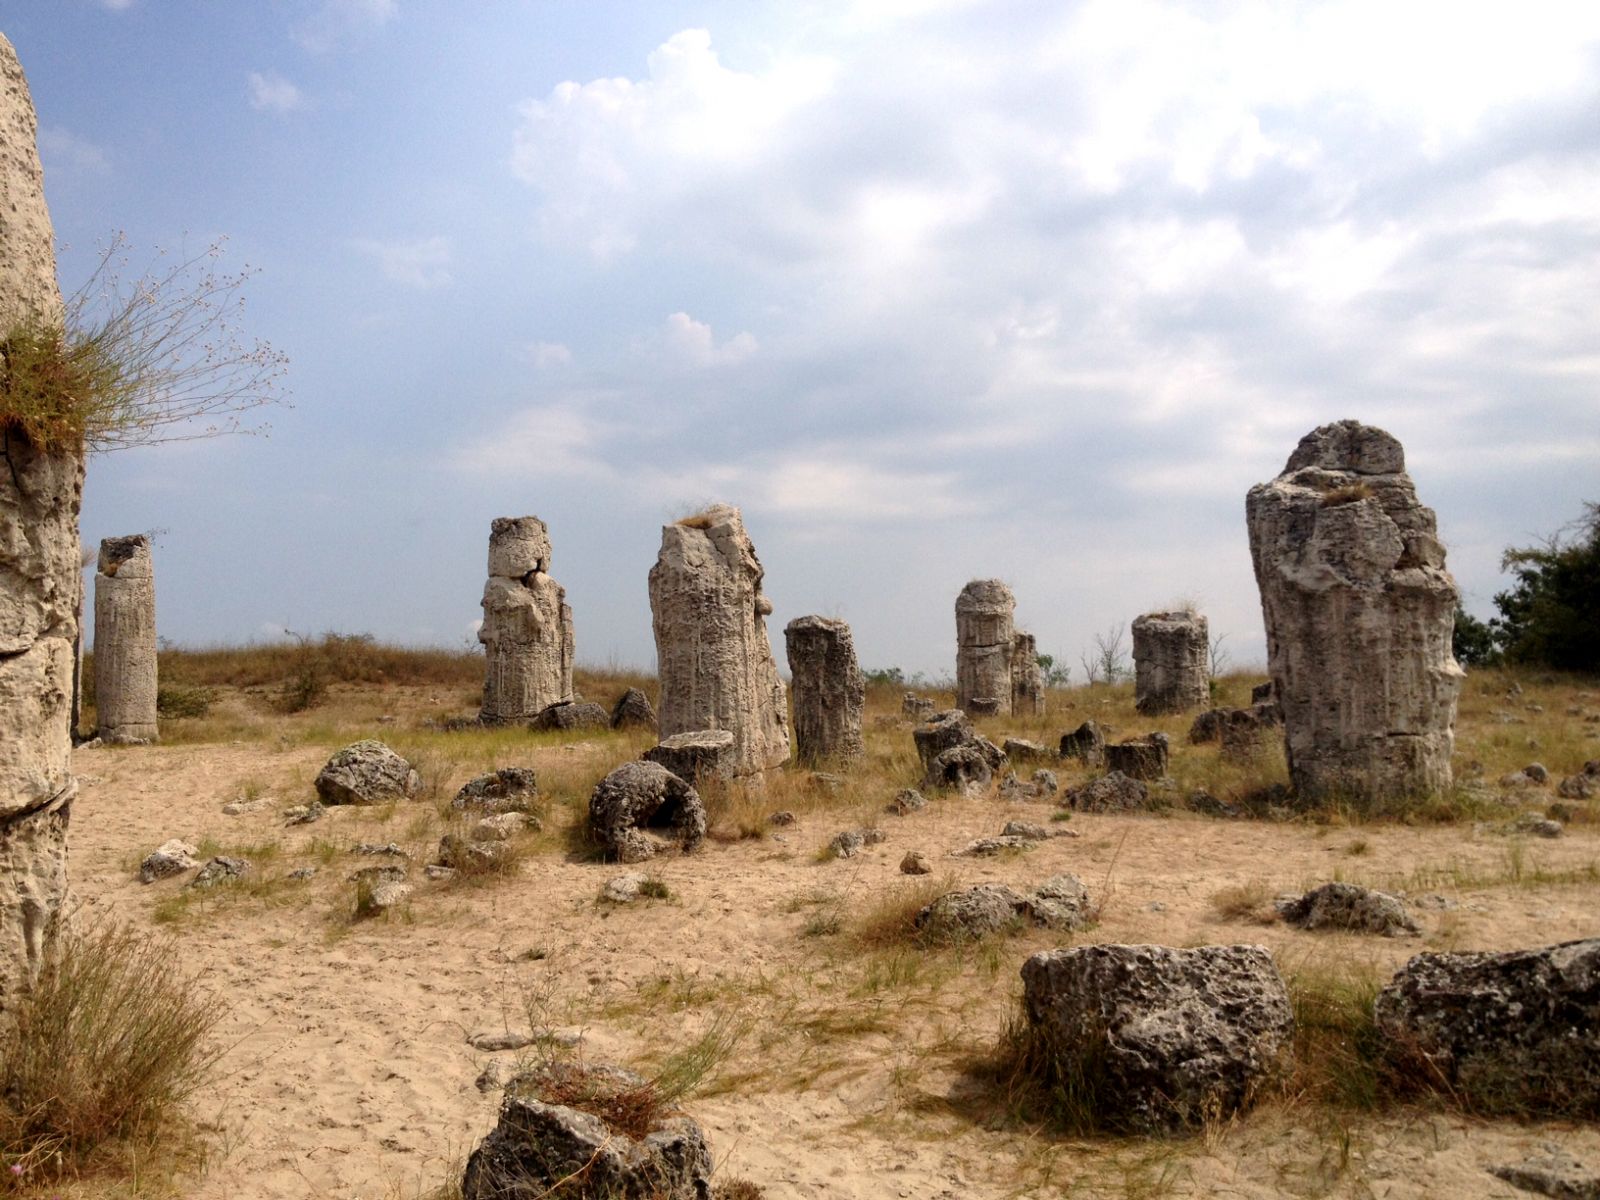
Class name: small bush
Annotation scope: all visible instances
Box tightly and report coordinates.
[990,1009,1115,1136]
[1320,482,1373,507]
[155,682,213,718]
[0,923,226,1175]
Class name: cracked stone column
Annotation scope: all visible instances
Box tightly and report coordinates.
[93,535,157,743]
[1010,630,1044,715]
[649,505,789,775]
[478,517,574,724]
[1247,420,1464,801]
[784,615,864,766]
[0,34,81,1023]
[956,579,1015,716]
[1132,610,1209,715]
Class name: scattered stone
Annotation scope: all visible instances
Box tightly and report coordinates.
[1059,720,1106,765]
[94,535,159,744]
[1488,1146,1600,1200]
[1374,938,1600,1115]
[1188,789,1243,818]
[956,580,1016,716]
[1020,943,1294,1131]
[475,813,537,841]
[1558,763,1600,800]
[1031,768,1059,797]
[609,686,657,731]
[1411,893,1458,911]
[953,835,1037,857]
[1025,874,1093,930]
[916,884,1030,941]
[469,1029,540,1052]
[190,856,250,888]
[436,836,514,871]
[1514,815,1564,839]
[352,841,408,857]
[1104,733,1170,781]
[139,839,197,884]
[314,740,422,806]
[1523,762,1551,784]
[649,504,790,775]
[1002,738,1052,764]
[768,810,796,826]
[286,867,317,881]
[283,801,323,826]
[360,882,412,914]
[452,767,539,814]
[1246,421,1463,801]
[900,850,931,875]
[1276,882,1420,937]
[888,788,928,815]
[642,729,736,785]
[601,872,648,903]
[785,615,866,765]
[827,828,887,859]
[348,864,407,886]
[901,692,935,719]
[221,796,269,816]
[811,772,845,793]
[424,864,458,882]
[1132,610,1209,715]
[529,700,609,732]
[462,1061,713,1200]
[479,516,575,724]
[587,762,706,863]
[1549,802,1578,825]
[475,1059,518,1094]
[1065,771,1151,813]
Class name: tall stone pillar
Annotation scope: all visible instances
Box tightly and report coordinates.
[93,535,158,743]
[1246,421,1463,800]
[479,516,574,724]
[955,579,1015,716]
[649,505,789,775]
[1010,630,1044,715]
[784,615,864,766]
[0,34,82,1020]
[1132,610,1209,715]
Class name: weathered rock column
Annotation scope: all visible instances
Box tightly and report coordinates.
[1010,630,1044,715]
[784,615,864,765]
[956,579,1015,716]
[0,34,82,1021]
[1132,610,1209,715]
[93,535,157,743]
[479,517,574,724]
[1247,421,1463,800]
[649,505,789,775]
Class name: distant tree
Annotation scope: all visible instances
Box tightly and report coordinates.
[1080,625,1128,685]
[1490,502,1600,673]
[1451,608,1499,667]
[1208,633,1232,677]
[1036,653,1070,688]
[862,666,905,687]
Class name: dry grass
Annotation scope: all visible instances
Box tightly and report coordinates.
[1209,879,1280,925]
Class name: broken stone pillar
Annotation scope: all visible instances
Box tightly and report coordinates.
[784,615,864,766]
[649,505,789,775]
[1010,630,1044,715]
[955,579,1015,716]
[478,517,574,724]
[1246,421,1463,801]
[0,34,82,1021]
[93,535,158,743]
[1132,610,1209,715]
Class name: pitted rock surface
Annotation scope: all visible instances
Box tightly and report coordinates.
[479,516,575,724]
[452,767,539,814]
[1065,771,1151,813]
[1104,734,1169,781]
[956,580,1016,716]
[1132,610,1209,715]
[529,700,609,732]
[610,687,657,731]
[314,740,422,806]
[588,762,706,863]
[1276,882,1420,937]
[1010,630,1045,716]
[93,535,158,742]
[784,615,865,765]
[642,729,736,785]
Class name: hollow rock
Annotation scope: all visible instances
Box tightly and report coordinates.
[588,762,706,863]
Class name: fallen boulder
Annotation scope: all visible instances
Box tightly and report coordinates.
[314,740,421,806]
[588,762,706,863]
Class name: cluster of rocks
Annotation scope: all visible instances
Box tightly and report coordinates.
[137,839,255,890]
[952,819,1075,857]
[1188,700,1283,760]
[912,709,1007,794]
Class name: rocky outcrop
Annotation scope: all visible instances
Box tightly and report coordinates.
[956,579,1015,715]
[1010,630,1045,716]
[1188,703,1282,746]
[649,506,788,776]
[1374,938,1600,1115]
[642,730,736,785]
[588,762,706,863]
[1020,943,1294,1131]
[1132,610,1209,715]
[1059,720,1106,764]
[1104,733,1169,780]
[916,875,1092,942]
[1246,422,1464,800]
[610,687,657,731]
[784,615,864,766]
[462,1061,714,1200]
[912,709,1005,793]
[1063,771,1150,812]
[479,517,574,725]
[92,535,157,742]
[1276,882,1419,937]
[314,740,422,806]
[0,34,81,1025]
[451,767,539,814]
[138,839,197,883]
[529,700,608,732]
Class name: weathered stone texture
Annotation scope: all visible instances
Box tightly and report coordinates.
[479,517,573,724]
[641,729,736,785]
[314,740,422,806]
[93,535,157,742]
[1246,421,1463,800]
[784,615,864,766]
[1132,610,1209,715]
[649,505,788,775]
[955,579,1015,716]
[0,35,80,1023]
[1010,630,1044,715]
[587,761,706,863]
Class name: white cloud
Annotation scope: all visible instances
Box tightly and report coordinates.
[99,0,135,9]
[660,313,757,367]
[352,235,452,288]
[247,71,305,114]
[293,0,397,53]
[37,128,110,175]
[522,341,573,369]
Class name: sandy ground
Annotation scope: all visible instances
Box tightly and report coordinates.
[66,695,1600,1200]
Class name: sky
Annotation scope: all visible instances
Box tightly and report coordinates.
[7,0,1599,678]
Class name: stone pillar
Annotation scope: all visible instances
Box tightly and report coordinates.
[93,535,158,743]
[1010,630,1044,715]
[1246,420,1463,800]
[478,516,574,724]
[955,579,1015,716]
[1132,610,1209,715]
[0,34,82,1021]
[784,615,864,766]
[649,505,789,775]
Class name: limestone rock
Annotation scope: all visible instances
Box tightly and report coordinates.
[956,580,1016,717]
[1026,874,1093,931]
[452,767,539,814]
[888,788,927,815]
[1132,610,1209,716]
[601,872,648,903]
[1275,882,1420,937]
[914,709,1006,792]
[191,856,250,888]
[314,740,422,806]
[1020,943,1294,1131]
[1189,703,1282,746]
[649,505,789,776]
[900,850,931,875]
[1065,771,1150,813]
[1002,738,1052,764]
[1104,734,1170,781]
[1059,721,1105,764]
[1374,938,1600,1115]
[474,813,535,841]
[1251,681,1275,705]
[587,762,706,863]
[609,687,657,731]
[1489,1147,1600,1200]
[462,1061,714,1200]
[642,729,736,785]
[784,615,865,766]
[93,535,158,743]
[827,828,886,859]
[529,700,608,733]
[916,884,1029,942]
[902,692,935,719]
[1558,764,1600,800]
[1010,630,1045,716]
[952,834,1037,857]
[479,517,574,725]
[138,839,197,883]
[1246,421,1464,800]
